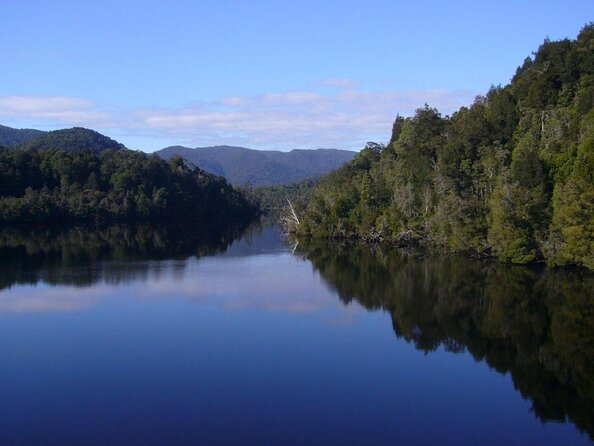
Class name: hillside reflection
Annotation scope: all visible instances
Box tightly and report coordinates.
[0,221,251,290]
[1,224,592,439]
[297,239,594,439]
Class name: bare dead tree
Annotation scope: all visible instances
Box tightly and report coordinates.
[279,196,300,233]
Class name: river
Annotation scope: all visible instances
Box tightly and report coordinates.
[0,223,591,445]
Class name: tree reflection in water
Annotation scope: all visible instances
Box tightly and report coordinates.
[297,239,594,440]
[0,220,250,290]
[0,224,591,439]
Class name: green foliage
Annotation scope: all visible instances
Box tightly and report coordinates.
[0,124,45,146]
[548,116,594,269]
[0,148,257,224]
[242,177,319,220]
[298,24,594,269]
[15,127,126,152]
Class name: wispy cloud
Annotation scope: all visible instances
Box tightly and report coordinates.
[0,83,476,150]
[136,87,474,149]
[0,95,113,125]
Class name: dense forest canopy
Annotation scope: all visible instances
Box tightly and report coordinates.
[13,127,126,152]
[0,147,257,224]
[242,177,319,217]
[296,24,594,269]
[0,124,45,146]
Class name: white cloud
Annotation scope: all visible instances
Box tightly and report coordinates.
[137,88,475,149]
[0,96,91,112]
[0,85,477,150]
[0,95,113,125]
[219,95,248,107]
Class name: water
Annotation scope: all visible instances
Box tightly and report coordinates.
[0,223,592,445]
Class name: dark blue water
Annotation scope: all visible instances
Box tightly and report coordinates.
[0,224,592,445]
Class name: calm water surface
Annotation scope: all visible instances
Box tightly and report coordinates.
[0,223,592,445]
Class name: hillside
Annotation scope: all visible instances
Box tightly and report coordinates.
[0,124,45,146]
[0,147,257,224]
[15,127,126,152]
[296,24,594,269]
[156,145,356,186]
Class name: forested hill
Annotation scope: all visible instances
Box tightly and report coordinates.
[0,148,257,224]
[0,124,45,146]
[156,145,356,186]
[13,127,126,152]
[296,24,594,269]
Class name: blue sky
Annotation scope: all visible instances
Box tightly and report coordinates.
[2,1,591,151]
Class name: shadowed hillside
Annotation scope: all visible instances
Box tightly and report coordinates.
[156,145,356,186]
[0,124,45,146]
[14,127,126,152]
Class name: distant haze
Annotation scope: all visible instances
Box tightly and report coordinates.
[156,145,356,186]
[0,124,355,186]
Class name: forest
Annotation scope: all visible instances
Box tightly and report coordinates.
[242,177,319,217]
[295,24,594,269]
[0,147,257,224]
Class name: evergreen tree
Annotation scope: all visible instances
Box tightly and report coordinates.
[297,24,594,269]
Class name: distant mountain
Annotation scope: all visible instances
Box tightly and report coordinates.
[156,145,356,186]
[14,127,126,152]
[0,124,45,146]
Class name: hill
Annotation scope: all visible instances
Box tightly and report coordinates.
[15,127,126,152]
[156,145,356,186]
[0,124,45,146]
[296,24,594,270]
[0,147,257,224]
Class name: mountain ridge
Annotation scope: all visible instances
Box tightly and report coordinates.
[14,127,126,152]
[156,145,356,186]
[0,124,46,146]
[0,123,356,186]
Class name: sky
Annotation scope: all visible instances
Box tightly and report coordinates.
[1,1,591,152]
